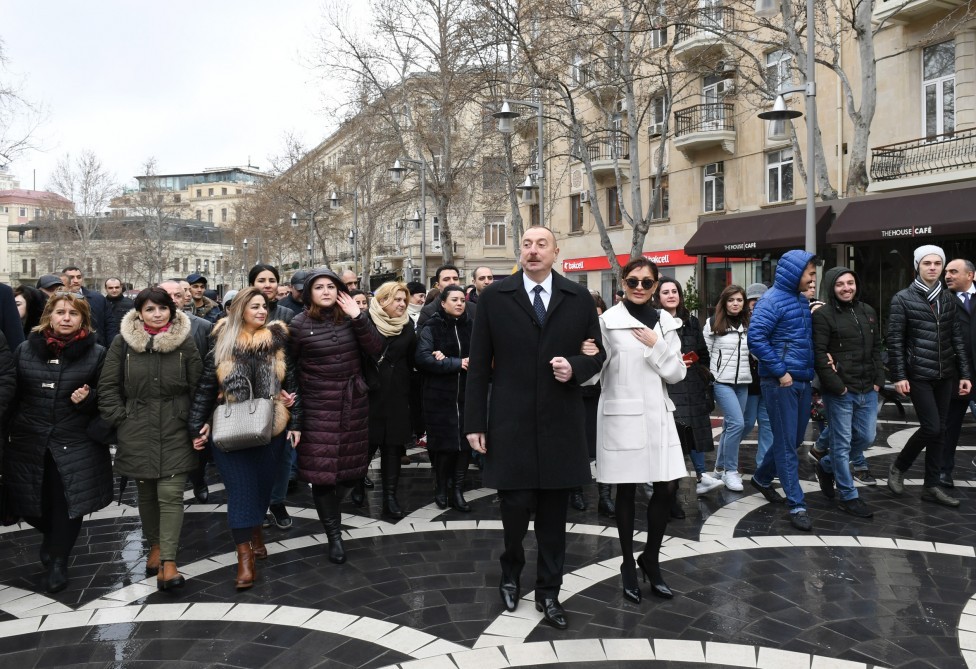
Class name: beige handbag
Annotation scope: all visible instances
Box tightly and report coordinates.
[211,377,274,452]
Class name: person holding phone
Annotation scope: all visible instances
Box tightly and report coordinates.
[188,288,301,590]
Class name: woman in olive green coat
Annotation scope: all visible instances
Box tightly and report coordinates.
[99,287,202,591]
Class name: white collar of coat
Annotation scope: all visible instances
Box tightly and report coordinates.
[601,301,683,332]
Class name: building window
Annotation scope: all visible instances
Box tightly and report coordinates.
[482,156,507,191]
[236,188,242,194]
[174,194,182,203]
[570,194,584,232]
[607,186,623,227]
[923,41,955,138]
[196,259,201,272]
[174,259,181,272]
[529,204,540,227]
[30,259,36,276]
[196,189,201,197]
[651,175,669,220]
[18,207,26,217]
[221,187,227,195]
[183,258,189,273]
[702,162,724,213]
[432,216,440,242]
[484,215,506,247]
[649,95,667,135]
[767,149,794,203]
[650,23,667,49]
[221,208,227,223]
[208,187,214,196]
[765,49,791,93]
[22,259,27,273]
[33,208,40,218]
[207,209,213,223]
[195,209,202,220]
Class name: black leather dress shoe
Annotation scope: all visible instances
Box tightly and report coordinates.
[193,483,209,504]
[535,598,568,630]
[499,579,520,612]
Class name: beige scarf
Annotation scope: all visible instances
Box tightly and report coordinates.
[369,296,409,337]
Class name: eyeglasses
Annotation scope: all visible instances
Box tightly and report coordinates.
[624,278,656,290]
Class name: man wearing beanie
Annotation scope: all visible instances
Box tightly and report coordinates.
[887,245,972,506]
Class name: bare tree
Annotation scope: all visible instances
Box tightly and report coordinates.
[0,38,43,164]
[47,150,119,263]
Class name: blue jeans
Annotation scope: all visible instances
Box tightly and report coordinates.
[814,424,869,471]
[714,383,749,473]
[744,394,773,469]
[754,380,812,512]
[820,390,878,501]
[689,450,705,476]
[269,432,294,506]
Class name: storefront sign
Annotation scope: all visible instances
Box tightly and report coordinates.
[880,226,933,238]
[723,241,758,251]
[563,249,704,272]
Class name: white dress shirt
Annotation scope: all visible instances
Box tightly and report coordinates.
[523,272,553,311]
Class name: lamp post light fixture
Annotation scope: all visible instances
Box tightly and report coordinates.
[755,0,817,255]
[494,98,546,225]
[242,238,248,272]
[388,157,428,286]
[330,189,360,278]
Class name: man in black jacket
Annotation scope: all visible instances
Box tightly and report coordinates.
[812,267,883,518]
[941,258,976,487]
[887,245,972,506]
[417,264,476,328]
[62,267,107,346]
[103,277,134,344]
[465,226,605,630]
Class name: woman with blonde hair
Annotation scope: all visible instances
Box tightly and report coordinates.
[188,287,301,589]
[355,281,416,518]
[99,287,202,591]
[5,293,110,593]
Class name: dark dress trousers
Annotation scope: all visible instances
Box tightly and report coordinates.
[943,290,976,476]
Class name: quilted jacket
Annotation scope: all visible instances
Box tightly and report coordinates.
[5,332,113,518]
[415,307,473,453]
[748,249,816,381]
[887,282,971,383]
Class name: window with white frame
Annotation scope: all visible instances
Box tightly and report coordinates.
[923,41,955,139]
[651,175,669,220]
[484,215,506,247]
[766,149,793,203]
[570,194,584,232]
[702,162,724,213]
[649,95,667,136]
[432,216,440,242]
[765,49,791,93]
[650,23,667,48]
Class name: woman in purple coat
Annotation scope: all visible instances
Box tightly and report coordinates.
[289,268,382,564]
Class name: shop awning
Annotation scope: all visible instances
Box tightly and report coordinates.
[684,204,832,256]
[827,181,976,243]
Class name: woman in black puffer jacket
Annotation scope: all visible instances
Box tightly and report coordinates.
[4,293,112,593]
[416,285,474,512]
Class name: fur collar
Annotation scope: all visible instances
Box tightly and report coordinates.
[27,330,98,361]
[211,319,288,353]
[120,310,193,353]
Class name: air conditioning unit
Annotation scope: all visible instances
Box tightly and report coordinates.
[615,99,629,114]
[715,79,735,96]
[704,162,724,176]
[648,122,664,137]
[579,190,591,204]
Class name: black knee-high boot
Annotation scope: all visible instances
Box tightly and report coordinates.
[433,452,452,509]
[381,446,404,519]
[312,485,345,564]
[598,483,615,517]
[637,481,676,599]
[451,449,472,512]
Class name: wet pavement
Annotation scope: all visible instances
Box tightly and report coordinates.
[0,403,974,668]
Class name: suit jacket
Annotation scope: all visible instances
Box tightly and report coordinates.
[464,270,605,490]
[953,289,976,396]
[82,287,109,347]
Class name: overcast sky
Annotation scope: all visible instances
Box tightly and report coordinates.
[3,0,349,190]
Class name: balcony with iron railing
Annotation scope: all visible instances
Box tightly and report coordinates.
[673,103,736,155]
[573,59,622,102]
[585,135,631,180]
[872,0,967,24]
[673,7,734,60]
[870,128,976,184]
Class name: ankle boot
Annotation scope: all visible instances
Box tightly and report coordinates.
[597,484,615,518]
[45,557,69,594]
[451,453,471,512]
[157,560,185,591]
[251,526,268,560]
[235,542,255,589]
[350,479,366,507]
[381,450,404,519]
[145,544,161,576]
[433,455,450,509]
[40,534,52,568]
[314,488,346,564]
[569,486,587,511]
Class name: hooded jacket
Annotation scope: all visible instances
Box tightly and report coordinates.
[415,306,473,452]
[98,310,203,479]
[812,267,884,395]
[748,249,816,381]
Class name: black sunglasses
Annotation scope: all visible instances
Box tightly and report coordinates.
[624,278,656,290]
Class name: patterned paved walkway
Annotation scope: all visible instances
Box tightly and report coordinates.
[0,404,973,668]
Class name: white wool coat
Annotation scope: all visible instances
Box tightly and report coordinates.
[592,303,688,484]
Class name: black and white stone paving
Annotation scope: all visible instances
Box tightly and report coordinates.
[1,403,974,668]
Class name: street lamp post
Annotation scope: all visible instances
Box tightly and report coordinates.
[330,190,359,278]
[494,98,546,226]
[243,238,249,272]
[756,0,817,255]
[292,211,316,268]
[389,158,428,286]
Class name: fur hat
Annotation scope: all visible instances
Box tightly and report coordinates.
[913,244,945,271]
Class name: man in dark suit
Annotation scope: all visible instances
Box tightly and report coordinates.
[465,226,605,630]
[940,258,976,487]
[62,266,108,346]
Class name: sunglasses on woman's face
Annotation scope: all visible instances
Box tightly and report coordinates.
[624,278,656,290]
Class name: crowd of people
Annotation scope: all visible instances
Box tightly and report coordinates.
[0,239,972,634]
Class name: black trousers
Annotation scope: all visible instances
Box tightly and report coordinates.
[895,377,954,487]
[941,391,972,476]
[24,451,82,561]
[498,488,569,600]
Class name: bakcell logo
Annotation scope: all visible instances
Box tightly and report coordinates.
[563,260,585,270]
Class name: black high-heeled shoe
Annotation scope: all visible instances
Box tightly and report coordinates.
[636,554,673,599]
[620,562,641,604]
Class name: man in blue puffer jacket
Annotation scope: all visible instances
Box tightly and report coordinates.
[748,249,818,531]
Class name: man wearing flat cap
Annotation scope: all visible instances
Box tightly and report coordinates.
[186,273,221,324]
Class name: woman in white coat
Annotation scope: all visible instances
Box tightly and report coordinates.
[595,258,687,603]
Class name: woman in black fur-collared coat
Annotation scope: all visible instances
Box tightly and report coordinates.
[188,287,301,590]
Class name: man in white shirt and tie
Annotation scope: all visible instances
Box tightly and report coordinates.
[941,259,976,487]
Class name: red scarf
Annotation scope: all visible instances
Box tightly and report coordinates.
[43,328,88,357]
[143,322,172,336]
